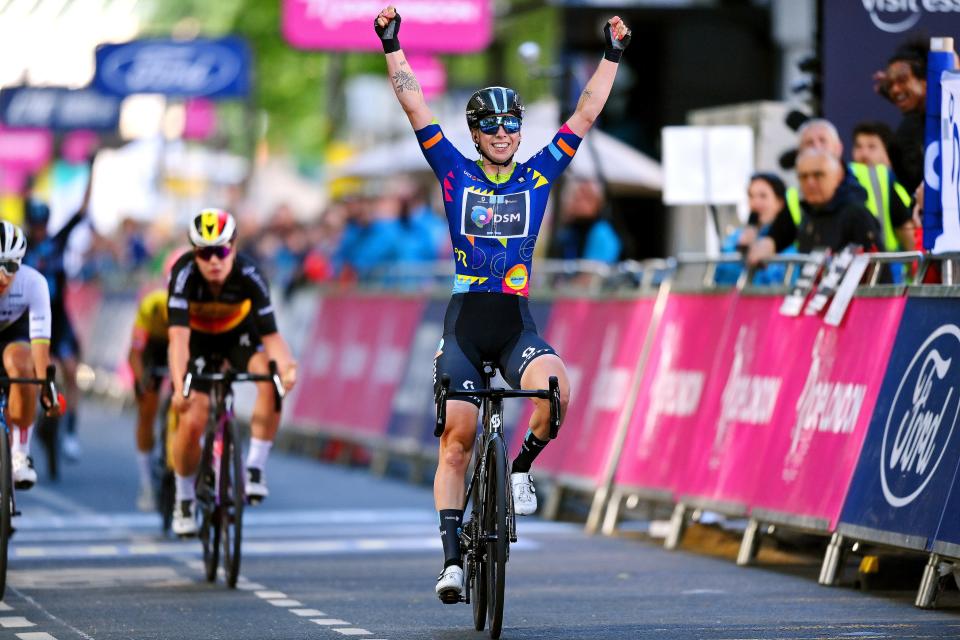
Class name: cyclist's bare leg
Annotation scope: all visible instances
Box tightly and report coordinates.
[136,390,158,453]
[172,391,210,477]
[434,400,479,510]
[4,342,38,430]
[520,354,570,439]
[246,352,280,442]
[60,355,79,422]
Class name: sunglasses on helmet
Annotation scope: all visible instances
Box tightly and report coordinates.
[478,115,521,135]
[195,245,232,261]
[0,260,20,276]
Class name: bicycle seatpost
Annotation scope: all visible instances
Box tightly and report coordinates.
[434,374,450,437]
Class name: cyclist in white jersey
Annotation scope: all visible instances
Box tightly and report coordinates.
[0,221,61,489]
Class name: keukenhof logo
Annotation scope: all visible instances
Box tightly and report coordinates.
[881,324,960,507]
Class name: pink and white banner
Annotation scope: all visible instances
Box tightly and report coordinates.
[613,293,737,495]
[0,126,53,171]
[510,297,655,485]
[749,297,906,528]
[291,294,425,438]
[282,0,493,54]
[675,295,800,509]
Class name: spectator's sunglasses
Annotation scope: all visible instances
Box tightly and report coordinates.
[0,260,20,275]
[195,245,232,261]
[478,115,521,135]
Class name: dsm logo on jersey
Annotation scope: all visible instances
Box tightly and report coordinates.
[461,188,530,238]
[880,324,960,508]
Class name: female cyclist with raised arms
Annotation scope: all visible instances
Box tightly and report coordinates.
[374,5,631,601]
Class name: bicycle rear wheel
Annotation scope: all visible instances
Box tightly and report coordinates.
[156,395,175,533]
[197,431,220,582]
[219,419,244,588]
[0,424,12,599]
[471,468,487,631]
[485,438,508,639]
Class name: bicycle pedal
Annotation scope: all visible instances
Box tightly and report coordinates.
[438,590,461,605]
[246,495,263,506]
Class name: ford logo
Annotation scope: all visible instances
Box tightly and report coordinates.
[98,42,242,97]
[881,324,960,507]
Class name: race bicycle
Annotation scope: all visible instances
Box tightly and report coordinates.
[181,359,284,588]
[434,363,561,639]
[0,365,59,598]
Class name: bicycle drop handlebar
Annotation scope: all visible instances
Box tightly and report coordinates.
[434,374,561,439]
[0,364,60,413]
[182,360,285,412]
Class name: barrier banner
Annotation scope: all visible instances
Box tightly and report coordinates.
[676,294,800,510]
[291,294,424,438]
[749,297,906,529]
[282,0,493,54]
[613,292,736,495]
[511,297,654,484]
[839,297,960,550]
[94,37,252,98]
[0,86,121,131]
[386,298,447,450]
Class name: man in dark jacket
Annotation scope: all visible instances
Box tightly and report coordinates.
[747,148,881,263]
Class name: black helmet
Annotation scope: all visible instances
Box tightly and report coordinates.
[465,86,524,129]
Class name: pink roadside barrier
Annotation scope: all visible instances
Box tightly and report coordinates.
[748,296,906,529]
[612,292,737,496]
[510,297,655,486]
[291,293,425,439]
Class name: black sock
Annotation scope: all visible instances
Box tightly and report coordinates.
[511,430,549,474]
[439,509,463,568]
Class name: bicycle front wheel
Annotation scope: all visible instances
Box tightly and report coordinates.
[0,423,12,599]
[198,432,220,582]
[484,437,508,639]
[220,418,244,588]
[471,467,487,631]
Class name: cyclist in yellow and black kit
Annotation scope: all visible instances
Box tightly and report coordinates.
[128,287,171,512]
[167,209,297,537]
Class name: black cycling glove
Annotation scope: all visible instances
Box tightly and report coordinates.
[603,22,631,63]
[375,11,402,54]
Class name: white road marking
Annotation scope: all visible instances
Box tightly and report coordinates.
[16,633,58,640]
[0,617,35,628]
[334,630,372,636]
[267,599,302,607]
[236,582,266,591]
[290,609,326,616]
[311,619,350,626]
[255,591,287,599]
[0,602,12,610]
[9,585,98,640]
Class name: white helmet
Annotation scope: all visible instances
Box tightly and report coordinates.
[189,208,237,247]
[0,221,27,263]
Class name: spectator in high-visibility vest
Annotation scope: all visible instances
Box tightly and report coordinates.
[851,120,916,252]
[747,148,881,265]
[785,119,913,255]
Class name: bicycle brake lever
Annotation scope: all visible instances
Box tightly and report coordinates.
[548,376,561,439]
[268,360,284,411]
[182,372,193,397]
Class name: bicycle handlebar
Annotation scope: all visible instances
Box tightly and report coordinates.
[182,360,285,412]
[434,374,561,439]
[0,364,60,412]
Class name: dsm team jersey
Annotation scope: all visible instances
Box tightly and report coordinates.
[415,121,581,296]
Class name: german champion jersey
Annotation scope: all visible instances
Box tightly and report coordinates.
[167,252,277,336]
[415,122,581,296]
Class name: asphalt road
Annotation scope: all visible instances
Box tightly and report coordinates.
[2,400,960,640]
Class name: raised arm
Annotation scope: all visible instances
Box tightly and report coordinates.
[565,16,631,137]
[376,6,433,131]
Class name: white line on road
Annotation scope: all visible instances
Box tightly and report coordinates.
[16,633,58,640]
[0,617,35,628]
[311,619,350,626]
[254,591,287,599]
[0,602,12,610]
[334,630,372,636]
[8,586,96,640]
[267,599,303,607]
[290,609,326,616]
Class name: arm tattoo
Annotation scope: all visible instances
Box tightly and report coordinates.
[392,70,421,94]
[576,89,593,111]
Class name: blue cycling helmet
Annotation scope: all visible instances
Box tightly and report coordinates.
[25,199,50,225]
[465,87,524,129]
